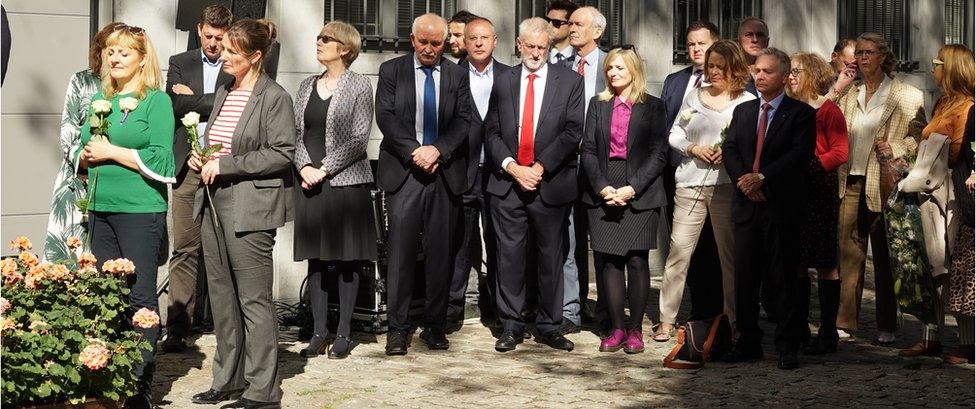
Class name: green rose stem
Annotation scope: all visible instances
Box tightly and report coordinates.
[687,129,728,215]
[77,108,111,250]
[183,115,222,230]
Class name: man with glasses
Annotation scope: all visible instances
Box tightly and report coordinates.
[737,16,769,96]
[546,1,578,66]
[485,17,584,353]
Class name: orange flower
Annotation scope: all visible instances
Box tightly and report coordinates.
[78,252,97,268]
[24,263,50,290]
[1,318,16,332]
[1,258,16,275]
[9,236,32,251]
[132,308,160,329]
[18,251,38,268]
[48,264,72,281]
[29,320,49,334]
[78,340,110,370]
[66,236,83,249]
[3,271,22,286]
[102,258,136,276]
[0,297,9,315]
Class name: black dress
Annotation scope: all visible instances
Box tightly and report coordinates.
[293,87,377,261]
[586,160,659,256]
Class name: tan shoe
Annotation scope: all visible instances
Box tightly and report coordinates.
[898,340,943,357]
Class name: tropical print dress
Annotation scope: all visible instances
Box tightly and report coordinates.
[44,69,99,262]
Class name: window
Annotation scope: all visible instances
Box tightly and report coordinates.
[515,0,624,49]
[837,0,915,70]
[326,0,456,52]
[945,0,973,48]
[672,0,762,64]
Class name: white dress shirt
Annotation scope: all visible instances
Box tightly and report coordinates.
[681,66,705,101]
[469,60,495,163]
[414,55,442,145]
[549,44,574,64]
[577,47,601,113]
[501,63,548,171]
[669,89,757,186]
[848,76,893,176]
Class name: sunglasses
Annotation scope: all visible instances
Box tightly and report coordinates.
[545,17,570,28]
[121,24,145,35]
[317,34,344,45]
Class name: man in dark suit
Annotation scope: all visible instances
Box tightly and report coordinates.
[447,16,510,333]
[376,13,472,356]
[546,1,578,67]
[485,17,584,352]
[162,3,234,353]
[721,47,816,370]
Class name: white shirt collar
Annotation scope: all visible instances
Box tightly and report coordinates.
[469,59,494,77]
[201,49,221,66]
[578,46,600,65]
[413,55,441,71]
[523,62,548,79]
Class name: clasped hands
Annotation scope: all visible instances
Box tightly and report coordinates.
[412,145,441,174]
[689,144,723,165]
[506,162,544,192]
[599,185,636,207]
[188,151,221,184]
[80,136,120,166]
[737,173,766,202]
[299,166,328,190]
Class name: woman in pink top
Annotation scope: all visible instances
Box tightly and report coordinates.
[786,52,849,355]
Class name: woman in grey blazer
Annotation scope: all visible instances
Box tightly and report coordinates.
[293,21,376,360]
[187,19,295,409]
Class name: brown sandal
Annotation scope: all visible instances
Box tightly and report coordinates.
[652,324,675,342]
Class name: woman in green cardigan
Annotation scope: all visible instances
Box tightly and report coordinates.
[74,25,174,409]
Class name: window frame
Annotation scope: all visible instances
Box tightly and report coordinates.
[837,0,918,72]
[514,0,625,50]
[326,0,457,53]
[672,0,762,65]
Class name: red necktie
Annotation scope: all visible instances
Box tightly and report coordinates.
[576,57,586,75]
[518,74,538,166]
[752,103,772,172]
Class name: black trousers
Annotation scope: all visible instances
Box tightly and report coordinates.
[491,188,571,334]
[733,209,805,353]
[89,211,166,382]
[386,170,461,332]
[448,168,498,321]
[687,216,725,321]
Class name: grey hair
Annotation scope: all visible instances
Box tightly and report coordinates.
[518,17,554,43]
[738,16,768,35]
[412,13,448,39]
[576,6,606,30]
[757,47,791,75]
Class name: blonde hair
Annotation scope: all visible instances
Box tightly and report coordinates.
[787,52,835,102]
[704,40,751,98]
[598,47,646,104]
[936,44,975,109]
[321,21,362,67]
[102,25,163,100]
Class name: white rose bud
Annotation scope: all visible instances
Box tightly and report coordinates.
[91,99,112,115]
[679,109,694,123]
[119,97,139,112]
[181,112,201,127]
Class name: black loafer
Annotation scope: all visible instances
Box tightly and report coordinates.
[220,398,281,409]
[160,335,187,353]
[536,330,575,351]
[778,351,799,370]
[328,335,353,359]
[495,330,524,352]
[721,346,764,363]
[191,389,244,404]
[385,329,409,356]
[560,320,581,335]
[420,329,450,350]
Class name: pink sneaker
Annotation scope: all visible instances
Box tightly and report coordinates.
[599,329,627,352]
[624,329,645,354]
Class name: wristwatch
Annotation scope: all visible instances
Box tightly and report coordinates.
[757,173,765,181]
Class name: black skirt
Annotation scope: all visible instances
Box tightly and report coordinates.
[586,160,659,256]
[799,157,840,268]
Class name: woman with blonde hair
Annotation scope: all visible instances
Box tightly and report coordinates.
[73,24,174,408]
[786,52,849,355]
[655,39,756,342]
[293,20,376,360]
[581,45,667,353]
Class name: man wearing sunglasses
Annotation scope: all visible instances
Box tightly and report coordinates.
[546,1,578,66]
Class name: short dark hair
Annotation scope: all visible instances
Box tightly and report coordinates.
[547,1,579,17]
[833,38,856,53]
[449,10,478,25]
[201,4,233,29]
[686,20,719,40]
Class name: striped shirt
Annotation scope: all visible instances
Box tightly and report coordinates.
[208,89,252,158]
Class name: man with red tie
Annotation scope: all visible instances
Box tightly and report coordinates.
[484,17,584,352]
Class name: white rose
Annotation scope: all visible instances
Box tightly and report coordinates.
[679,109,695,123]
[91,99,112,115]
[119,97,139,112]
[181,111,201,127]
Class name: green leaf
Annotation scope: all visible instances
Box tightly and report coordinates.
[36,383,51,397]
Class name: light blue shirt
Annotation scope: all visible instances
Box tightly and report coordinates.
[469,60,495,163]
[756,90,785,135]
[577,47,600,115]
[199,49,222,146]
[414,56,441,145]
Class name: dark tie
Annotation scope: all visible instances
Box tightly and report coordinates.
[555,53,565,63]
[693,70,703,88]
[421,66,437,145]
[753,102,772,172]
[518,73,538,166]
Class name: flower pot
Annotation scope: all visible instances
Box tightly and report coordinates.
[22,398,121,409]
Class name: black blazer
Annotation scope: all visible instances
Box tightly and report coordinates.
[580,94,668,210]
[166,48,234,173]
[722,94,816,223]
[458,58,511,192]
[660,66,693,131]
[484,63,584,205]
[375,54,472,194]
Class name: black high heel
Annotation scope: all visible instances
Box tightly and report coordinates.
[300,334,330,358]
[328,335,353,359]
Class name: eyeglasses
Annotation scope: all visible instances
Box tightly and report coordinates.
[317,34,344,45]
[121,24,145,36]
[854,49,879,57]
[544,17,569,28]
[789,68,805,76]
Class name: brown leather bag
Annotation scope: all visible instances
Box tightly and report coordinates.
[877,121,900,201]
[662,314,732,369]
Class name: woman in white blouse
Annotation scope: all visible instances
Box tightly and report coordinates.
[655,40,756,341]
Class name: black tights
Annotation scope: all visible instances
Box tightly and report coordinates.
[599,250,650,330]
[308,260,360,338]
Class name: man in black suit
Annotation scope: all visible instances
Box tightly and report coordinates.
[447,16,510,333]
[721,47,816,370]
[485,17,584,352]
[162,3,234,353]
[376,13,471,356]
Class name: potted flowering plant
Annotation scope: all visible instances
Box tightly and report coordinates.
[1,236,156,407]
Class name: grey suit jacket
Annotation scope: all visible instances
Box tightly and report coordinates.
[563,48,607,99]
[199,74,296,232]
[293,70,374,186]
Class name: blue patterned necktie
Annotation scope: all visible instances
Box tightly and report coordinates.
[421,66,437,145]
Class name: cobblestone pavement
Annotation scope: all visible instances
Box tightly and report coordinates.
[154,274,975,408]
